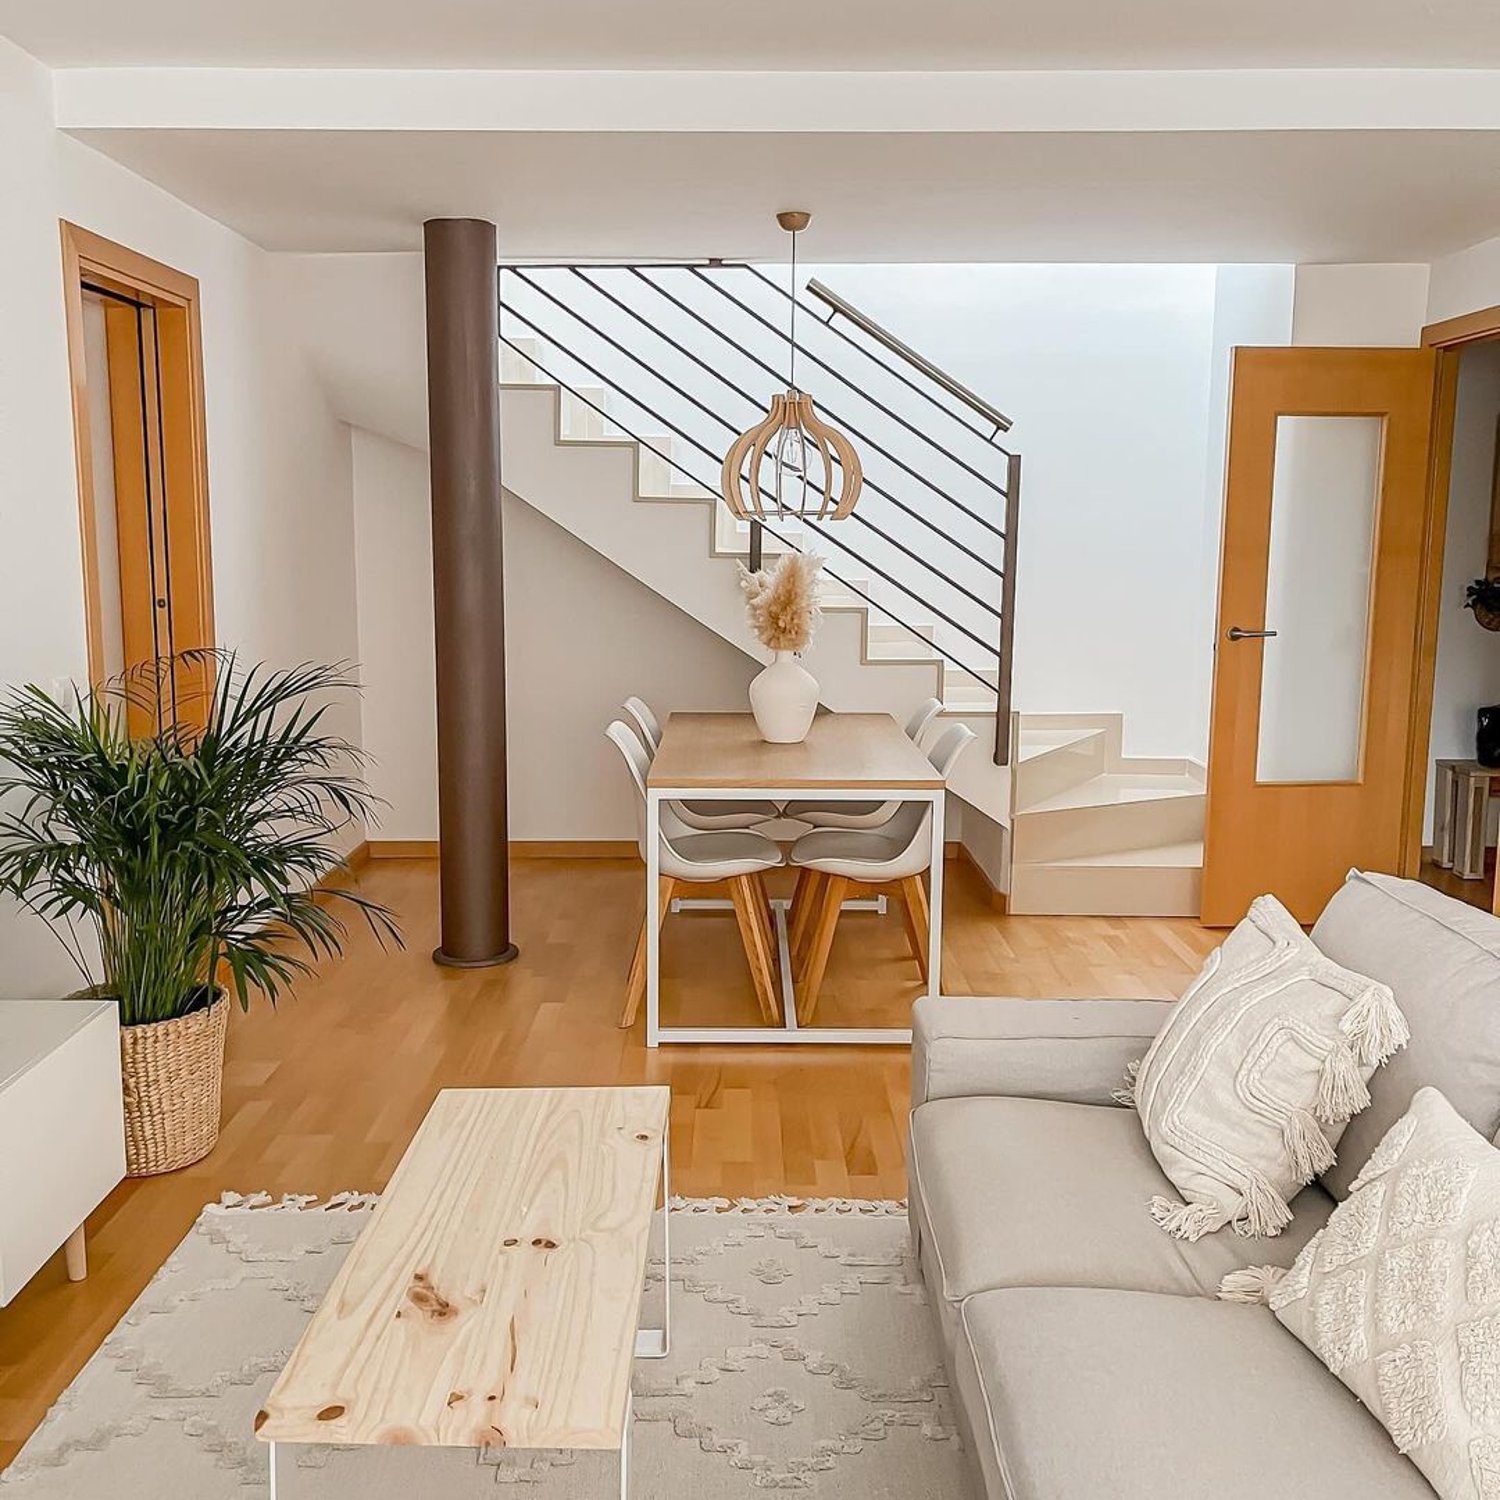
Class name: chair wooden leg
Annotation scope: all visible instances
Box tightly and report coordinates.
[789,870,826,966]
[749,871,784,1023]
[621,876,676,1028]
[797,875,849,1025]
[899,874,931,983]
[729,875,781,1024]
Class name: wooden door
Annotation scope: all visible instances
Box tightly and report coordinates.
[62,224,214,735]
[1201,347,1439,925]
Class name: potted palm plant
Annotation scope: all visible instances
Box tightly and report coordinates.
[0,654,398,1176]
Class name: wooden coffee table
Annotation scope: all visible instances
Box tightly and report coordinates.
[257,1086,670,1496]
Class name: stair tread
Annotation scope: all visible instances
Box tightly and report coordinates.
[1018,839,1204,870]
[1016,727,1106,761]
[1021,772,1205,815]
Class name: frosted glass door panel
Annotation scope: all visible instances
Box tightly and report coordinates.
[1255,415,1382,784]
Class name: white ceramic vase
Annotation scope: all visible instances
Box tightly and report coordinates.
[749,651,819,743]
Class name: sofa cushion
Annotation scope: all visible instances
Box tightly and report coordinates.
[1264,1087,1500,1500]
[909,1096,1332,1320]
[952,1286,1434,1500]
[1134,892,1405,1241]
[1312,870,1500,1198]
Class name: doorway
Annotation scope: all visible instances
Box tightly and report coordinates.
[60,223,214,735]
[1414,327,1500,917]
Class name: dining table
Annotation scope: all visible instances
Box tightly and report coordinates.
[643,709,946,1046]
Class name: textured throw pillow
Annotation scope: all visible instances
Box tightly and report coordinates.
[1130,893,1408,1241]
[1222,1088,1500,1500]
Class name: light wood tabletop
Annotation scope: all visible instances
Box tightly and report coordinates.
[648,711,943,791]
[257,1086,669,1451]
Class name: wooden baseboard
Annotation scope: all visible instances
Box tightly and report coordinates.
[365,839,637,860]
[366,839,441,859]
[952,840,1009,914]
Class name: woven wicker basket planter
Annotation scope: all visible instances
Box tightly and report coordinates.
[119,995,229,1177]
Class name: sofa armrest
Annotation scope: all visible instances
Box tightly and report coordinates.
[911,996,1171,1110]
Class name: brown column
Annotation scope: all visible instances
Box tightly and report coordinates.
[424,218,518,966]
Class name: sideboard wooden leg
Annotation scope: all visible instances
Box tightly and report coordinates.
[64,1224,87,1282]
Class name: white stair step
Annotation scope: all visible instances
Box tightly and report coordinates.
[1021,772,1203,816]
[499,337,545,383]
[1016,727,1105,761]
[1013,777,1204,863]
[1037,838,1204,869]
[1013,727,1112,810]
[1009,850,1203,917]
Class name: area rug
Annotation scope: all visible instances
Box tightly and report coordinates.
[2,1195,969,1498]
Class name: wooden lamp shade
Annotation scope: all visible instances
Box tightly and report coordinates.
[720,388,863,521]
[721,209,863,524]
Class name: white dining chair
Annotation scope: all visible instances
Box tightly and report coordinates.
[782,697,945,830]
[621,696,783,831]
[607,720,786,1030]
[786,721,976,1023]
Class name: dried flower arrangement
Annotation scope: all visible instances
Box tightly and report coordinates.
[738,552,823,654]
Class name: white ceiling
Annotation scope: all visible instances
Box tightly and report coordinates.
[7,0,1500,69]
[68,128,1500,262]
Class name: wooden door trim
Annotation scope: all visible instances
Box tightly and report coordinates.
[1422,305,1500,352]
[59,221,214,687]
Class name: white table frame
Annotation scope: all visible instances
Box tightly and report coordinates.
[645,783,944,1046]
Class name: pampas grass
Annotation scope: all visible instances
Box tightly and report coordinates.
[738,552,823,654]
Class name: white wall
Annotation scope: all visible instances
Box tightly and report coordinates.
[0,35,361,998]
[351,428,756,841]
[1428,234,1500,326]
[1290,264,1429,347]
[1425,341,1500,844]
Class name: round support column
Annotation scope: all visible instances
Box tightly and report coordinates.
[424,217,518,967]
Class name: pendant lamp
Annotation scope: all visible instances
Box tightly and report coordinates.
[721,211,863,522]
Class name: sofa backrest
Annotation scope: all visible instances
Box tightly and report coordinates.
[1311,869,1500,1198]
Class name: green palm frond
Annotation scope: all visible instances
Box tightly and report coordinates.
[0,651,401,1025]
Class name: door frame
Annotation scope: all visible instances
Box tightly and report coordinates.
[1400,303,1500,875]
[59,221,214,689]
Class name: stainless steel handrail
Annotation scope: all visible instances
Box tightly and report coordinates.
[805,279,1014,436]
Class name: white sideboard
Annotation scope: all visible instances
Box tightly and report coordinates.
[0,999,125,1305]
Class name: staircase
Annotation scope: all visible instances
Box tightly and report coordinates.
[1008,713,1206,916]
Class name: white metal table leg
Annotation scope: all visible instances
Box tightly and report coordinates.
[618,1393,631,1499]
[926,789,945,999]
[646,790,662,1048]
[634,1129,669,1358]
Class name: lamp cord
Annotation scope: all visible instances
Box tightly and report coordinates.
[788,228,798,389]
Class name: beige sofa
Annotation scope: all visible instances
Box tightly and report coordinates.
[908,871,1500,1500]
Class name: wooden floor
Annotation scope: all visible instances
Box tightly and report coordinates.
[1419,853,1498,913]
[0,855,1218,1467]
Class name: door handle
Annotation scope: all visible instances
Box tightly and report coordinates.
[1226,626,1278,641]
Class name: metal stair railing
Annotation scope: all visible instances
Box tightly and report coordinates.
[497,264,1020,764]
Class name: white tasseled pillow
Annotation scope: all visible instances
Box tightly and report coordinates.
[1128,893,1408,1241]
[1221,1088,1500,1500]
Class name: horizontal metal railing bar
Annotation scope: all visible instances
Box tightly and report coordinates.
[570,266,1007,588]
[497,318,1003,677]
[690,266,1014,514]
[505,268,1005,615]
[737,263,1017,460]
[619,266,1009,536]
[804,277,1014,435]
